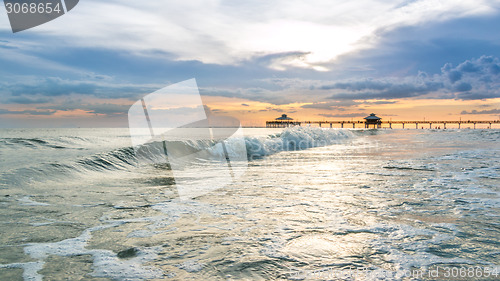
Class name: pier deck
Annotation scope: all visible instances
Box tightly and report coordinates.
[266,120,500,129]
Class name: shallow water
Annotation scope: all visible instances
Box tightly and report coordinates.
[0,128,499,280]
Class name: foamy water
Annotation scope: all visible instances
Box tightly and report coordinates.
[0,128,499,280]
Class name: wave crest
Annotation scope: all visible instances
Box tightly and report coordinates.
[245,127,354,158]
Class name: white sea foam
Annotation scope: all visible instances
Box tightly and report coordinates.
[17,224,165,281]
[0,262,45,281]
[18,196,50,206]
[176,260,205,273]
[245,126,354,158]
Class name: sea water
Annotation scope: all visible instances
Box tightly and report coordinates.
[0,127,498,280]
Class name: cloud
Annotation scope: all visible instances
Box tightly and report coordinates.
[241,103,249,107]
[440,56,500,99]
[441,56,500,81]
[260,51,328,71]
[326,78,444,100]
[0,109,56,115]
[318,113,367,118]
[5,96,53,104]
[454,82,472,92]
[301,101,358,110]
[322,56,500,101]
[321,80,393,91]
[1,77,159,100]
[200,86,312,105]
[38,102,132,116]
[192,56,500,105]
[461,109,500,114]
[6,0,496,70]
[365,101,398,105]
[326,12,500,82]
[264,107,285,113]
[5,77,96,96]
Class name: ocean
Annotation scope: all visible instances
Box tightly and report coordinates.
[0,127,499,280]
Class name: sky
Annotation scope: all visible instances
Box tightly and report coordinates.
[1,0,500,127]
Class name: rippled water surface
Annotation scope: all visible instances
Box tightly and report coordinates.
[0,128,499,280]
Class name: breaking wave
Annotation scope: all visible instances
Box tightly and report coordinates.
[0,127,355,186]
[244,126,353,158]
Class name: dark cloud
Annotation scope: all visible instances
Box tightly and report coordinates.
[456,92,500,100]
[321,56,500,101]
[440,56,500,99]
[441,56,500,83]
[265,107,284,113]
[446,70,462,83]
[454,82,472,92]
[461,109,500,115]
[241,103,250,106]
[364,101,397,105]
[200,87,308,105]
[1,77,157,100]
[457,61,480,73]
[6,77,97,96]
[490,64,500,75]
[0,109,56,115]
[327,80,443,100]
[321,80,391,91]
[5,96,53,104]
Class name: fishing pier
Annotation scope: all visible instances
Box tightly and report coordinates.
[266,114,500,129]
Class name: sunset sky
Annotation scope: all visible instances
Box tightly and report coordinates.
[1,0,500,127]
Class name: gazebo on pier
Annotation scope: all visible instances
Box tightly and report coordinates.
[276,114,293,121]
[364,113,382,129]
[266,114,300,128]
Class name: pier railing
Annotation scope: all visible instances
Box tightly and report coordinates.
[266,120,500,129]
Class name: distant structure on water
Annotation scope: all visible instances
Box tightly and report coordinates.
[364,113,382,129]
